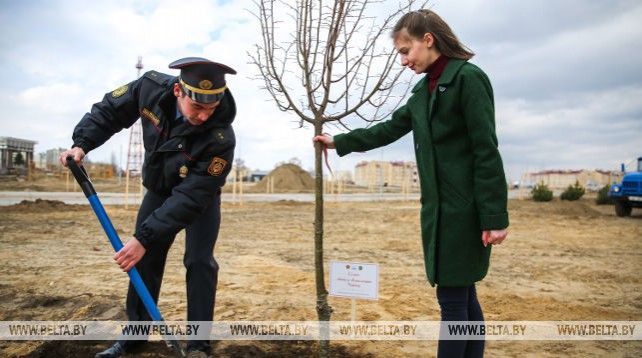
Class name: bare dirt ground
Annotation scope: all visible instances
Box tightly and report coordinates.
[0,178,641,357]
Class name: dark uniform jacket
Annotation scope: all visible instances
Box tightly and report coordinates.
[334,59,508,287]
[72,70,236,248]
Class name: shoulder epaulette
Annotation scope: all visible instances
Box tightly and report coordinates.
[143,70,174,86]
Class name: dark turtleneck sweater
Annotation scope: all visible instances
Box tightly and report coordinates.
[426,55,450,94]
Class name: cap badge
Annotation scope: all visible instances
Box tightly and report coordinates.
[199,80,213,90]
[179,165,188,178]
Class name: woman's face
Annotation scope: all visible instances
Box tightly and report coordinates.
[394,30,438,74]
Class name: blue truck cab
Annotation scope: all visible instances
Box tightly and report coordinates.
[609,156,642,217]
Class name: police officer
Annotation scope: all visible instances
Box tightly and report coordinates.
[60,57,237,358]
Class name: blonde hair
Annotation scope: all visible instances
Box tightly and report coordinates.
[392,10,474,60]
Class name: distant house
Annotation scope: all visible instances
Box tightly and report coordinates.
[354,161,418,188]
[250,170,269,182]
[332,170,354,183]
[523,169,623,190]
[0,137,37,175]
[40,147,68,170]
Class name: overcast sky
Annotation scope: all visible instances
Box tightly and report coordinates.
[1,0,640,182]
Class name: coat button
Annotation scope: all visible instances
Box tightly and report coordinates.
[178,144,183,149]
[416,143,419,150]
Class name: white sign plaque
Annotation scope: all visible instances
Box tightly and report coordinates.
[329,261,379,300]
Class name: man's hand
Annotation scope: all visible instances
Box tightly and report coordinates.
[482,229,508,247]
[114,237,146,272]
[59,147,86,167]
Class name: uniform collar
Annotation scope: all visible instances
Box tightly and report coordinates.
[176,106,187,122]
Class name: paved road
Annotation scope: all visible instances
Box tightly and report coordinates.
[0,190,531,206]
[0,191,423,206]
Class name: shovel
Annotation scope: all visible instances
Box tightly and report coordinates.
[66,156,185,357]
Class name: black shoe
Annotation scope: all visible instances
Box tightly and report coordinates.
[95,342,125,358]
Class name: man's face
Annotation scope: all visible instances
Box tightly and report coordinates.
[174,84,220,126]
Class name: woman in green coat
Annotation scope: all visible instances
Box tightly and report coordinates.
[314,9,509,358]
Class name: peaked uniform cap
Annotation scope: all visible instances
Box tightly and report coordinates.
[169,57,237,103]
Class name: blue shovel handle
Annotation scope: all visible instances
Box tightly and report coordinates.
[66,156,185,357]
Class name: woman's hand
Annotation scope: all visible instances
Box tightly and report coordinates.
[482,229,508,247]
[312,134,335,149]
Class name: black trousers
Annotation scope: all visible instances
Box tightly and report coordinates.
[436,284,485,358]
[121,190,221,354]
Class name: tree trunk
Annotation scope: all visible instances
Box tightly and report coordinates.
[314,120,332,357]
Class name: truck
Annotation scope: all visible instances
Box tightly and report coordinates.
[608,156,642,217]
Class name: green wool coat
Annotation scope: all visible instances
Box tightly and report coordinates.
[334,59,509,287]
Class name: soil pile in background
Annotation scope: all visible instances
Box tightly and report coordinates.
[248,163,314,193]
[4,199,86,213]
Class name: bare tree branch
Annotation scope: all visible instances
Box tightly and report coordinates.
[252,0,430,125]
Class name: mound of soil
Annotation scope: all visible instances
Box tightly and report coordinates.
[0,287,127,358]
[4,199,86,213]
[248,164,314,193]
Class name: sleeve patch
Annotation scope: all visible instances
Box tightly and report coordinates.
[111,85,128,98]
[207,157,227,176]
